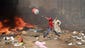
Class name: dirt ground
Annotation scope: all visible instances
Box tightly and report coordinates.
[0,30,83,48]
[22,31,79,48]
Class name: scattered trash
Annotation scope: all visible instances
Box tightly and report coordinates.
[12,39,24,46]
[34,41,47,48]
[76,42,82,45]
[72,31,78,35]
[81,39,85,42]
[14,42,20,46]
[19,42,24,46]
[68,42,73,45]
[4,37,10,44]
[10,36,14,41]
[66,31,85,46]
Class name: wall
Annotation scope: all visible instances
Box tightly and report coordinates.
[17,0,85,31]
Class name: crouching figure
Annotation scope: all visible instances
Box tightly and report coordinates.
[53,17,62,36]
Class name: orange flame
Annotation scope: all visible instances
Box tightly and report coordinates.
[14,16,34,30]
[0,21,10,35]
[0,16,34,35]
[14,16,26,30]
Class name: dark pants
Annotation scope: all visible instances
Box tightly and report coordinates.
[43,28,60,38]
[53,30,60,37]
[43,28,51,38]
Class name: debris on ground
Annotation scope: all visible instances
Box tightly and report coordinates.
[64,31,85,46]
[34,41,47,48]
[0,29,83,48]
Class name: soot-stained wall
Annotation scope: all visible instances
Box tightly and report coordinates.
[17,0,85,31]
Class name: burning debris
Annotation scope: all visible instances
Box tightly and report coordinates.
[0,16,34,35]
[14,16,34,30]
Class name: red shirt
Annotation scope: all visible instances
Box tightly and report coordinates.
[46,17,53,29]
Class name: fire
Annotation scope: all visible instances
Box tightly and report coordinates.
[0,16,34,35]
[14,16,34,30]
[0,21,10,35]
[0,27,10,35]
[0,21,3,28]
[14,16,26,30]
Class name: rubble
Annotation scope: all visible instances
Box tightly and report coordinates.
[65,31,85,46]
[34,41,47,48]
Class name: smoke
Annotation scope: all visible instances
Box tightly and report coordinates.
[0,0,18,27]
[1,0,85,31]
[17,0,85,31]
